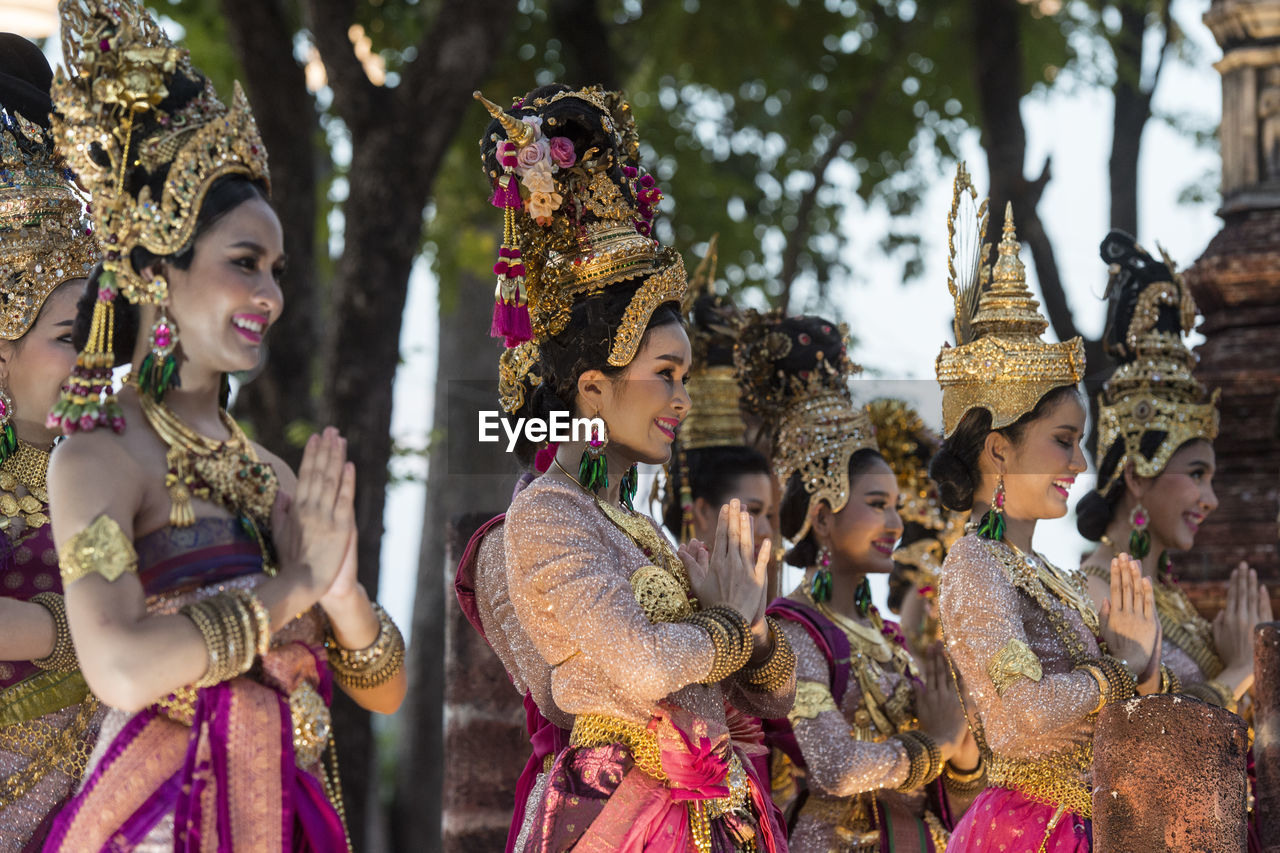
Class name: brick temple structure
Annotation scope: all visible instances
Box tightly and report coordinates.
[1181,0,1280,612]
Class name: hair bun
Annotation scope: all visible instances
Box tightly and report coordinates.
[929,446,975,512]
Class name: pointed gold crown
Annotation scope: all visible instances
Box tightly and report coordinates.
[0,105,98,340]
[736,311,877,541]
[680,237,748,451]
[935,172,1085,437]
[51,0,270,305]
[1095,232,1218,493]
[476,86,684,367]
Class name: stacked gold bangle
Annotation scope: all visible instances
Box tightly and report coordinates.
[893,730,943,792]
[1078,655,1138,715]
[181,588,271,688]
[30,592,77,672]
[1159,664,1181,696]
[943,757,986,796]
[685,606,753,684]
[1184,679,1237,713]
[738,617,795,693]
[325,603,406,690]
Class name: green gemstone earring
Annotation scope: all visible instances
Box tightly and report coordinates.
[977,474,1006,540]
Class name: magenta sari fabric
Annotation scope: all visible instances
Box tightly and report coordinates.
[946,787,1089,852]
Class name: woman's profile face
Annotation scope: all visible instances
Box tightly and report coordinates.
[1138,439,1218,552]
[823,456,904,574]
[0,279,82,437]
[160,196,285,376]
[1001,393,1088,521]
[593,321,692,466]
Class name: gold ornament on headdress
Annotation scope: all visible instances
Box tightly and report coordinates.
[736,311,877,542]
[1095,237,1218,493]
[0,107,99,340]
[48,0,270,434]
[935,165,1085,438]
[476,86,685,368]
[680,236,747,451]
[498,341,542,414]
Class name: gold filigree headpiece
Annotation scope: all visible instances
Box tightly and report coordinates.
[1094,231,1218,493]
[736,311,877,541]
[935,165,1085,437]
[48,0,270,433]
[0,103,98,340]
[498,341,542,415]
[476,86,685,368]
[680,237,747,451]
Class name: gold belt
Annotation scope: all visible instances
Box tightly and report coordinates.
[987,745,1093,819]
[569,713,749,816]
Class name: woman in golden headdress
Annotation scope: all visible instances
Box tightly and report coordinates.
[933,170,1167,852]
[476,84,794,852]
[740,314,972,853]
[0,32,102,850]
[41,2,405,849]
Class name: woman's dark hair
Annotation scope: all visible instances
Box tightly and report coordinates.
[781,447,885,568]
[886,519,937,612]
[929,384,1081,513]
[661,444,771,536]
[503,280,683,467]
[72,175,270,363]
[1075,230,1204,540]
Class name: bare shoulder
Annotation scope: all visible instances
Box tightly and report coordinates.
[49,429,147,544]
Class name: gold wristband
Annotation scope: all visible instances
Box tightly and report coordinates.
[29,592,78,672]
[58,514,137,586]
[943,756,986,795]
[1076,663,1109,715]
[1159,663,1181,696]
[738,617,795,693]
[182,593,258,688]
[686,606,752,684]
[325,602,406,691]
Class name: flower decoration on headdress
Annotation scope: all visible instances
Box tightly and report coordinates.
[0,36,99,342]
[47,0,270,433]
[735,311,877,541]
[1093,231,1218,494]
[475,85,683,364]
[935,164,1085,438]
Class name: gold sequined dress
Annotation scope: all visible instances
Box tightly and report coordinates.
[939,535,1102,850]
[503,478,795,851]
[0,444,103,851]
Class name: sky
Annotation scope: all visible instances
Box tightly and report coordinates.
[379,0,1226,626]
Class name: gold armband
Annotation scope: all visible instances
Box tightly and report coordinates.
[58,514,137,586]
[29,592,77,672]
[988,637,1043,697]
[788,679,838,723]
[325,603,406,691]
[738,617,795,693]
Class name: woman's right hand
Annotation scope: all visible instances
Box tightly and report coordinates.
[1213,562,1271,697]
[1099,553,1159,683]
[681,499,768,620]
[915,643,968,762]
[270,428,357,619]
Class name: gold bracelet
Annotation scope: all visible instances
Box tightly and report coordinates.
[228,588,272,659]
[1159,664,1181,696]
[686,606,752,684]
[29,592,78,672]
[182,593,257,688]
[1185,679,1237,713]
[1095,655,1137,704]
[1076,663,1109,715]
[738,617,795,693]
[58,514,138,586]
[325,603,406,691]
[912,730,944,786]
[943,756,986,795]
[893,731,928,792]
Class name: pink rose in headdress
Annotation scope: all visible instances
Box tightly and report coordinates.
[548,136,576,169]
[521,162,556,194]
[516,139,550,170]
[528,190,563,225]
[520,115,543,140]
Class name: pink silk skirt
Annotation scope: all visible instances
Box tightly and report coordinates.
[946,788,1089,853]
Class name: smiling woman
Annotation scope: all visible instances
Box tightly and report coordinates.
[38,2,405,850]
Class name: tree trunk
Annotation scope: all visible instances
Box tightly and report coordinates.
[216,0,320,467]
[1108,2,1154,238]
[395,260,515,851]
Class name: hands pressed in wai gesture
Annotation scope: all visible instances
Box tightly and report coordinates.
[1213,562,1272,699]
[679,499,771,647]
[1099,553,1161,693]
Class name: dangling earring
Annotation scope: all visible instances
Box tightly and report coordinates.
[620,464,638,512]
[139,298,180,403]
[853,576,873,616]
[810,545,833,603]
[578,418,609,494]
[1128,503,1151,559]
[0,387,17,464]
[977,474,1006,540]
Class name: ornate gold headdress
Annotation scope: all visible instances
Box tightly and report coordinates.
[0,96,98,340]
[48,0,270,433]
[497,341,541,415]
[680,237,747,451]
[475,86,685,368]
[935,164,1085,437]
[1094,231,1219,493]
[736,311,877,541]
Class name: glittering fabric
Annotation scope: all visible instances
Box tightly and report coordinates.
[474,520,572,731]
[0,524,104,851]
[504,478,793,726]
[948,786,1090,852]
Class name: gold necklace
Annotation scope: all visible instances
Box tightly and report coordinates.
[551,457,694,621]
[0,439,51,532]
[138,394,278,571]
